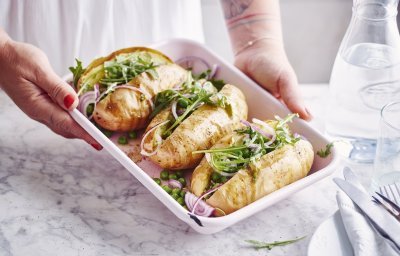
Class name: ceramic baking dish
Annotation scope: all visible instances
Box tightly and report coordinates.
[66,38,339,234]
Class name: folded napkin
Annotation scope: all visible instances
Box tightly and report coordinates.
[337,191,400,256]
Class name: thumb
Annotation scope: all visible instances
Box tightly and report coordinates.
[35,67,78,111]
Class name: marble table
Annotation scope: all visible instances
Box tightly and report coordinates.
[0,84,371,256]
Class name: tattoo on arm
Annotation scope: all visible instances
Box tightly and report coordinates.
[220,0,254,19]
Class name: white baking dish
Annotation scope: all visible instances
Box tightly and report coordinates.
[67,38,339,234]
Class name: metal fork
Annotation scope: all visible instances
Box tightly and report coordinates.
[373,183,400,222]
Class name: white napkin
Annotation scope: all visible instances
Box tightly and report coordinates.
[337,191,400,256]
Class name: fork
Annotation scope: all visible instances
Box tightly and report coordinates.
[379,183,400,207]
[373,183,400,222]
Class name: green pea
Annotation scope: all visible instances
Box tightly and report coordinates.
[160,170,169,180]
[102,130,113,138]
[211,172,221,183]
[118,136,128,145]
[179,190,186,198]
[162,185,172,194]
[172,193,180,200]
[178,177,186,186]
[177,197,185,206]
[177,98,189,108]
[86,103,94,116]
[175,170,183,178]
[128,131,137,139]
[169,173,178,180]
[153,178,161,185]
[172,188,181,195]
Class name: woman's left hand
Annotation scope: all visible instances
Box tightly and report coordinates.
[234,40,312,121]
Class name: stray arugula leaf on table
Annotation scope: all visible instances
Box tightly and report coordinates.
[245,236,305,250]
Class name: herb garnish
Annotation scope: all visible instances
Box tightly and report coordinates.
[193,114,300,176]
[209,78,225,91]
[100,54,158,86]
[194,69,225,91]
[69,59,86,88]
[245,236,305,250]
[150,89,180,119]
[150,72,231,139]
[73,52,160,96]
[317,142,334,158]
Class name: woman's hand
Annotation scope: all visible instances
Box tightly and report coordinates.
[0,37,102,150]
[234,40,312,121]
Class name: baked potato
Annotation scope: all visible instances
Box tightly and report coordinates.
[72,47,188,131]
[141,82,248,170]
[190,115,314,215]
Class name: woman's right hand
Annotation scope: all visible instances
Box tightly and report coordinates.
[0,33,102,150]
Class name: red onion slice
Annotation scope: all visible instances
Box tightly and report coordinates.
[176,56,210,75]
[140,120,170,156]
[168,179,183,189]
[94,84,100,99]
[191,184,222,216]
[171,101,178,120]
[78,91,96,119]
[185,192,215,217]
[209,64,219,79]
[252,118,275,135]
[240,119,274,140]
[96,83,117,103]
[252,118,277,146]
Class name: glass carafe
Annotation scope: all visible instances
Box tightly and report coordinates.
[326,0,400,163]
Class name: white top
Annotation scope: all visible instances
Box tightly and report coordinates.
[0,0,204,75]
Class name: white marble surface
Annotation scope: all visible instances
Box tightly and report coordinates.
[0,84,372,256]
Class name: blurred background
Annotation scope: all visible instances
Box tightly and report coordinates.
[201,0,353,83]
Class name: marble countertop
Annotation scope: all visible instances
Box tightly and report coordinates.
[0,84,370,256]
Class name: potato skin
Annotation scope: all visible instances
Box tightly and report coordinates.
[204,139,314,215]
[93,64,188,131]
[144,84,248,170]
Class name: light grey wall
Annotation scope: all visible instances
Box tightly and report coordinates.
[201,0,353,83]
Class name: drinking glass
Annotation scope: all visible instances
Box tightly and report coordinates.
[372,101,400,191]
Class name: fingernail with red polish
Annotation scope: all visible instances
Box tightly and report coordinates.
[91,143,103,151]
[64,94,75,109]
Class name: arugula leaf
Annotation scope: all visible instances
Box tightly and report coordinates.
[100,54,158,86]
[195,69,211,80]
[317,142,334,158]
[150,89,180,119]
[150,72,232,139]
[162,88,213,136]
[209,78,225,91]
[69,59,86,87]
[245,236,305,250]
[193,114,300,176]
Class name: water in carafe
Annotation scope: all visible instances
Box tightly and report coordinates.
[326,0,400,162]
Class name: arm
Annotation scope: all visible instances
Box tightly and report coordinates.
[0,28,101,149]
[220,0,312,120]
